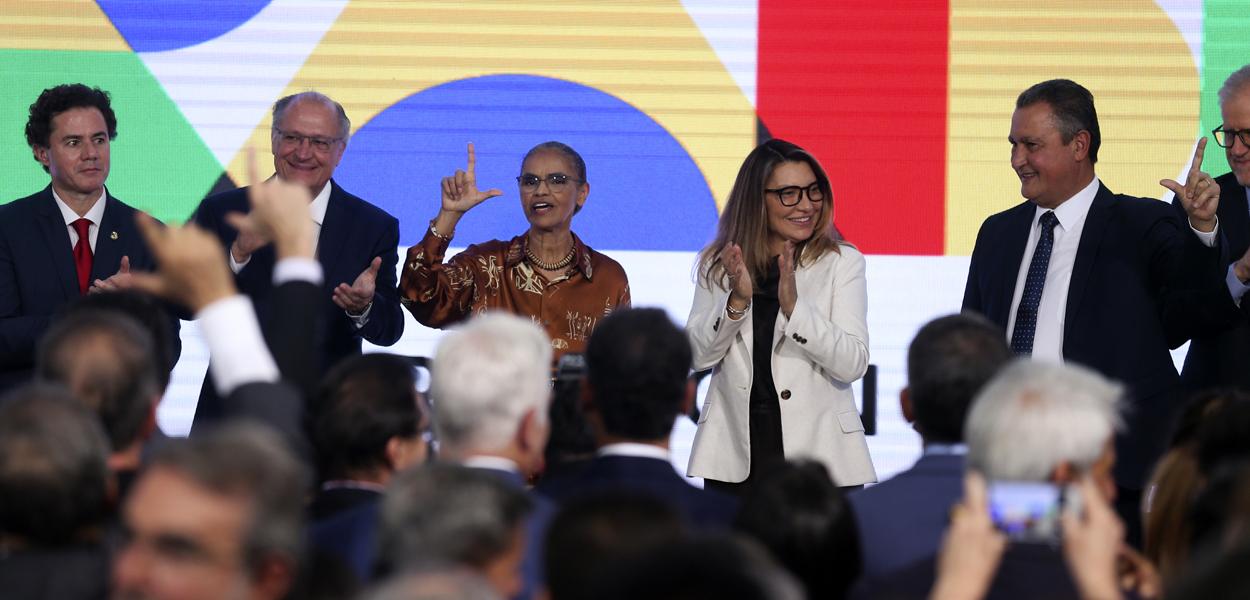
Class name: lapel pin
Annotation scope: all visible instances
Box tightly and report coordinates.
[110,231,118,240]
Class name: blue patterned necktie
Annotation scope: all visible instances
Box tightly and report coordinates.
[1011,211,1059,356]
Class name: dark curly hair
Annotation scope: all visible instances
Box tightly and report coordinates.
[25,84,118,172]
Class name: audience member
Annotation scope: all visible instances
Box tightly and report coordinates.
[377,464,532,599]
[538,308,736,528]
[36,310,159,499]
[0,384,113,600]
[57,290,180,391]
[311,352,429,520]
[735,459,860,599]
[430,313,557,598]
[362,567,502,600]
[588,534,804,600]
[543,492,686,600]
[112,422,307,600]
[543,353,596,481]
[849,313,1010,579]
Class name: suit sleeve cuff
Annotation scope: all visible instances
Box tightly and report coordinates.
[1227,264,1250,307]
[197,295,280,395]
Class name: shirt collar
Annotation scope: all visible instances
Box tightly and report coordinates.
[461,455,521,474]
[922,443,968,457]
[1037,176,1099,231]
[52,186,107,226]
[309,180,332,226]
[505,232,594,279]
[597,442,671,461]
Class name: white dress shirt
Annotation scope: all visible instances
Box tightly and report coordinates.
[597,442,671,461]
[52,187,106,252]
[1006,177,1218,363]
[462,455,522,474]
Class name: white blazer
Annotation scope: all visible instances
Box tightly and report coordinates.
[685,245,876,486]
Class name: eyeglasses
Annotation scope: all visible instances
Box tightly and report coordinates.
[517,173,581,192]
[273,128,343,153]
[766,182,825,207]
[1212,126,1250,149]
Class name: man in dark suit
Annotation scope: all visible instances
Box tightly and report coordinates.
[849,313,1010,581]
[962,79,1224,537]
[1178,65,1250,391]
[538,308,737,529]
[190,91,403,428]
[0,84,173,393]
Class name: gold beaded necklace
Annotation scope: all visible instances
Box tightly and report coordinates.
[525,239,576,271]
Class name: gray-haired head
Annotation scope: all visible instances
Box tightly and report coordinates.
[377,463,532,576]
[271,91,351,140]
[1219,65,1250,107]
[430,313,551,454]
[361,567,502,600]
[966,360,1124,481]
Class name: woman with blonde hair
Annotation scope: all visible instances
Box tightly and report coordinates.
[686,139,875,493]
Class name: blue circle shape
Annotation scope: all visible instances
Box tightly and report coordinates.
[98,0,271,52]
[334,74,719,251]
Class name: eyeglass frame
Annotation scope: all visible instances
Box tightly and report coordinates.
[1212,125,1250,149]
[765,182,826,207]
[272,128,344,153]
[516,173,584,192]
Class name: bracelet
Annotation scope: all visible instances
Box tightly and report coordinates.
[726,299,750,318]
[429,219,453,241]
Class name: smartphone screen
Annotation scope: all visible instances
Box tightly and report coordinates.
[987,480,1064,542]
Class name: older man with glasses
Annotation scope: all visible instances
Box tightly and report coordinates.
[1176,64,1250,391]
[189,91,404,431]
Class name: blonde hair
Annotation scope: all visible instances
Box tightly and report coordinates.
[696,139,841,291]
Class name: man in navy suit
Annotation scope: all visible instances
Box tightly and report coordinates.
[849,313,1010,581]
[962,79,1225,541]
[1178,65,1250,391]
[538,308,737,529]
[191,91,403,428]
[0,84,174,394]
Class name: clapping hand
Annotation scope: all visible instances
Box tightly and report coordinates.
[90,255,132,293]
[1161,138,1220,232]
[332,257,381,315]
[720,242,752,319]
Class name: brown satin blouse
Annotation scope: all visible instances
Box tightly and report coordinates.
[399,228,631,359]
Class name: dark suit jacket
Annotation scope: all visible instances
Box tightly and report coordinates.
[474,466,556,600]
[0,543,110,600]
[308,497,381,583]
[0,186,175,392]
[190,181,403,427]
[853,542,1079,600]
[849,452,964,580]
[537,454,739,530]
[1175,172,1250,390]
[963,182,1223,488]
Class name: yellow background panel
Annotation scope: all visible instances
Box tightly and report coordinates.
[946,0,1198,255]
[225,0,756,209]
[0,0,130,52]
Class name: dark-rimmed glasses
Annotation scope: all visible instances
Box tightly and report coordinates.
[273,128,343,153]
[766,182,825,207]
[517,173,581,192]
[1212,126,1250,149]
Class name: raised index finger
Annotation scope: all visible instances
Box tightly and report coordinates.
[1189,137,1208,180]
[466,142,477,176]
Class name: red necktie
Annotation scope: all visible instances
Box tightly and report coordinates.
[72,218,93,294]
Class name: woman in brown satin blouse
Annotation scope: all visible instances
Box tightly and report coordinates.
[399,141,630,360]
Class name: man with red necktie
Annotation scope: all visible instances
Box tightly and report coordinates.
[0,83,175,394]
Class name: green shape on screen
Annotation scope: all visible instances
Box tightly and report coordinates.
[1200,1,1250,176]
[0,49,223,223]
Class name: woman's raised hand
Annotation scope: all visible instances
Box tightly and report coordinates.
[441,142,504,214]
[720,242,753,304]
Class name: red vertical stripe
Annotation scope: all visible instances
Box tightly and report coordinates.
[757,1,948,255]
